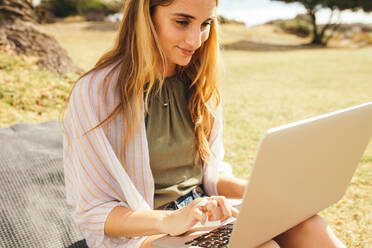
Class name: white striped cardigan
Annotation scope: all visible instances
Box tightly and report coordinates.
[62,66,233,247]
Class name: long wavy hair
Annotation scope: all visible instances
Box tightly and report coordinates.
[62,0,222,164]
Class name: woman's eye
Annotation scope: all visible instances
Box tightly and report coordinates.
[176,20,189,26]
[201,22,211,30]
[202,22,211,28]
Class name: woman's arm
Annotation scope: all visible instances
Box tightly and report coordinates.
[104,206,169,238]
[217,173,247,199]
[105,196,239,238]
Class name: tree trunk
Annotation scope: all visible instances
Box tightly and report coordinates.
[308,9,323,45]
[0,0,82,75]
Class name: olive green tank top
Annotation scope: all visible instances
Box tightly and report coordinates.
[145,74,203,210]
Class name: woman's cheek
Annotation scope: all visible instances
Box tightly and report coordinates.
[169,28,183,44]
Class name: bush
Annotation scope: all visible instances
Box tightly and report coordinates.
[352,32,372,45]
[41,0,76,17]
[267,14,312,38]
[217,15,245,26]
[104,0,124,13]
[41,0,115,18]
[279,19,312,37]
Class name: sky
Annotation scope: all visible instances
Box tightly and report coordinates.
[217,0,372,27]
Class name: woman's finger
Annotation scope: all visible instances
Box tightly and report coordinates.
[192,197,239,223]
[196,197,219,221]
[192,206,207,225]
[205,199,220,221]
[214,196,232,222]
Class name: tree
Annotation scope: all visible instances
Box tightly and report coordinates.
[0,0,82,74]
[271,0,372,45]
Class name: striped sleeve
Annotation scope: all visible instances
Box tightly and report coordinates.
[62,70,147,248]
[202,104,233,196]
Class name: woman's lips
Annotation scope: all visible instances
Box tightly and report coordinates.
[178,46,195,56]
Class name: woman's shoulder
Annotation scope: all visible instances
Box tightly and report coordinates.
[67,63,121,123]
[71,63,121,104]
[75,63,120,93]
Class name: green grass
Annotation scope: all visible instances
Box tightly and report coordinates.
[1,21,371,247]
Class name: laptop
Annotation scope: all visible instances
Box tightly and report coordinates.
[152,102,372,248]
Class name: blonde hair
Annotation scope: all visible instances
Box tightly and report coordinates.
[62,0,222,164]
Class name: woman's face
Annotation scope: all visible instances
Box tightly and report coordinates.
[151,0,216,76]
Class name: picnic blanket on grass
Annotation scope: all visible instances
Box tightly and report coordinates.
[0,120,86,248]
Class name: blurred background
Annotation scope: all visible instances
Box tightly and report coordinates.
[0,0,371,247]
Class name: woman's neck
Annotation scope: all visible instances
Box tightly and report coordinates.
[161,63,176,77]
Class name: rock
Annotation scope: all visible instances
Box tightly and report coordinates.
[0,19,82,75]
[0,0,82,75]
[0,0,36,23]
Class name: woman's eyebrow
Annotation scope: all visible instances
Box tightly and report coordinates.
[172,13,215,22]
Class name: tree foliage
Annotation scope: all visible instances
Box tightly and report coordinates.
[272,0,371,11]
[272,0,372,45]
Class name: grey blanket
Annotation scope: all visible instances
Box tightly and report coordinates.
[0,120,86,248]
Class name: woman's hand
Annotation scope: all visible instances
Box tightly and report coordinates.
[160,196,239,236]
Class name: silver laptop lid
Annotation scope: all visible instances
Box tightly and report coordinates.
[229,102,372,248]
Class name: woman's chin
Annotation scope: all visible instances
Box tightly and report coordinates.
[175,58,193,67]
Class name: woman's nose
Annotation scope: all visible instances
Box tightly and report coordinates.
[185,27,203,50]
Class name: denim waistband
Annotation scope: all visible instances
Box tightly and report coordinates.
[165,188,206,210]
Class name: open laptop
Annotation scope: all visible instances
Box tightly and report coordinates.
[152,102,372,248]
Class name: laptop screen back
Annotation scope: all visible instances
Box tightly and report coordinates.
[230,102,372,248]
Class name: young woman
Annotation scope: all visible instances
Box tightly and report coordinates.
[62,0,346,247]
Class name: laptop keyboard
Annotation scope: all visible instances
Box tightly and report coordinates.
[184,223,233,248]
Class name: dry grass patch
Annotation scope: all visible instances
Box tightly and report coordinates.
[38,21,117,71]
[220,24,310,45]
[0,53,78,128]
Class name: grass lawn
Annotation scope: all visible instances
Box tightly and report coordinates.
[1,21,371,247]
